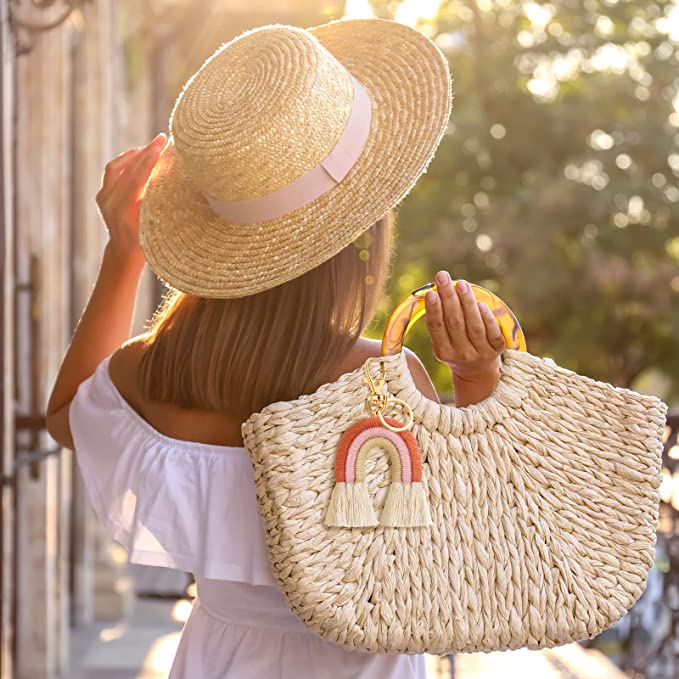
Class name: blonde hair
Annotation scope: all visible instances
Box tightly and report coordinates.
[138,210,395,418]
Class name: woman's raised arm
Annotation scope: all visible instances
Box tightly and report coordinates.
[45,133,166,448]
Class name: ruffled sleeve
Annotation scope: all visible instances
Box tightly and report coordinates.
[68,354,276,586]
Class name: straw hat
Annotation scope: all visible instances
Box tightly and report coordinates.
[139,18,453,298]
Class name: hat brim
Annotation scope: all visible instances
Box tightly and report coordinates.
[139,18,453,298]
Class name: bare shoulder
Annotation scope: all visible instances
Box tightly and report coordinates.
[107,334,247,447]
[333,337,440,404]
[107,334,150,403]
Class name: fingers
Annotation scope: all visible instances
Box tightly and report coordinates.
[424,289,454,364]
[99,134,166,197]
[453,278,487,353]
[101,148,141,191]
[427,270,508,363]
[480,302,507,351]
[115,134,166,200]
[434,271,470,353]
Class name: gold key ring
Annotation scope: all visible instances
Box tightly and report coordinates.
[378,398,414,432]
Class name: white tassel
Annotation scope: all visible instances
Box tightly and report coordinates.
[324,482,378,528]
[380,482,432,527]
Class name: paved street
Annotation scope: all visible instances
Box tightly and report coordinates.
[69,599,185,679]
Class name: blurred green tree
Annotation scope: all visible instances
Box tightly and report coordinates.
[365,0,679,401]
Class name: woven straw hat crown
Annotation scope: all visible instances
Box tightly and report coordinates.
[171,26,357,203]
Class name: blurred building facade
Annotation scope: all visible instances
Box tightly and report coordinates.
[0,2,159,677]
[0,1,345,677]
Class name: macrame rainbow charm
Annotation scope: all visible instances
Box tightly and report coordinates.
[324,358,432,529]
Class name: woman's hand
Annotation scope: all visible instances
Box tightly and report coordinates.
[424,270,506,383]
[96,133,167,266]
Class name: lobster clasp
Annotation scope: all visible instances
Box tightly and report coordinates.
[363,357,387,414]
[362,357,414,432]
[363,357,386,393]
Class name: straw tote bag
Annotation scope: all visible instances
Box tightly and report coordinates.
[241,281,668,655]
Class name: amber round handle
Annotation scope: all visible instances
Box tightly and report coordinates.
[381,282,527,356]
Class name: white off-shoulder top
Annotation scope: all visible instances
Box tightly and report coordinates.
[69,352,427,678]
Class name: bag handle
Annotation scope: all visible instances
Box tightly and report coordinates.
[381,282,527,356]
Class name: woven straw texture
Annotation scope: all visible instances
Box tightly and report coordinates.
[139,18,452,298]
[241,349,668,654]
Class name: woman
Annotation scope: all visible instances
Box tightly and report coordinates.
[46,18,505,678]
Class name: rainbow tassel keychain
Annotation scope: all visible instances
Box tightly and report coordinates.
[324,357,432,529]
